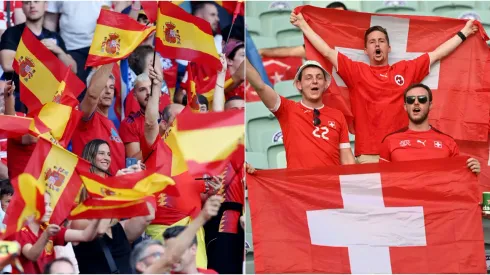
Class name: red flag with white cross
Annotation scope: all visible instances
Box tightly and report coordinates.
[248,157,485,273]
[298,6,490,142]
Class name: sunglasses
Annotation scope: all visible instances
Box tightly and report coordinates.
[405,95,428,105]
[313,109,321,126]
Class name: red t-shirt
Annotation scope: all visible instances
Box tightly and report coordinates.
[71,112,125,176]
[143,137,205,225]
[0,138,6,165]
[119,110,145,145]
[336,52,430,156]
[379,127,459,162]
[274,96,351,169]
[13,226,67,274]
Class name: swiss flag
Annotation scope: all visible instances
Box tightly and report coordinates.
[248,157,485,273]
[457,134,490,192]
[298,6,490,142]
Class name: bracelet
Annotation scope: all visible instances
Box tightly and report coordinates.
[457,31,466,42]
[216,84,224,88]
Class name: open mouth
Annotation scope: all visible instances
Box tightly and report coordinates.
[311,87,319,91]
[413,107,421,114]
[375,49,381,56]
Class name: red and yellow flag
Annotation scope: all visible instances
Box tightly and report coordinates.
[2,173,45,240]
[13,28,85,111]
[21,137,90,225]
[155,2,221,70]
[185,64,200,112]
[0,115,47,139]
[86,9,156,67]
[175,109,244,176]
[192,63,234,104]
[70,167,175,219]
[215,1,244,17]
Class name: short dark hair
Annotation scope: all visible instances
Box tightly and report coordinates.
[297,65,326,81]
[129,45,154,76]
[0,180,13,198]
[364,26,390,47]
[163,226,198,247]
[191,1,215,15]
[44,258,73,274]
[182,94,208,109]
[228,44,244,60]
[326,1,347,10]
[403,83,433,103]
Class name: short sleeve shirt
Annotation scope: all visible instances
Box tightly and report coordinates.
[119,110,145,144]
[379,127,459,162]
[337,52,430,156]
[274,96,351,169]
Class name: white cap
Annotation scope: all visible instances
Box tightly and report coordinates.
[293,60,332,88]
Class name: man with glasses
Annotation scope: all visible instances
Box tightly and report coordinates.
[246,59,356,169]
[379,83,480,174]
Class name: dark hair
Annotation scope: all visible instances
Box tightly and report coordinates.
[137,13,148,22]
[129,45,154,75]
[44,258,74,274]
[228,44,244,60]
[191,1,216,15]
[297,65,326,81]
[403,83,433,103]
[81,139,110,175]
[163,226,197,246]
[364,25,390,47]
[221,20,245,41]
[0,180,13,198]
[225,96,244,104]
[326,1,347,10]
[182,94,208,109]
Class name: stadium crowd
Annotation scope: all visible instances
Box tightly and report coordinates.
[0,1,245,274]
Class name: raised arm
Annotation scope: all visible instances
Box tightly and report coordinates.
[64,219,101,243]
[144,195,221,274]
[245,58,278,110]
[144,57,163,147]
[428,20,478,66]
[291,12,338,70]
[212,54,228,112]
[259,45,306,59]
[21,224,60,261]
[80,63,114,119]
[121,202,155,243]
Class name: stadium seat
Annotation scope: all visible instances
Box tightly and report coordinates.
[245,254,255,274]
[246,151,269,169]
[246,102,280,153]
[251,36,278,50]
[362,1,419,13]
[260,13,291,37]
[376,10,436,17]
[303,1,362,12]
[277,29,304,47]
[246,16,261,37]
[425,1,475,13]
[437,9,490,28]
[245,198,253,236]
[266,141,287,169]
[259,128,283,152]
[274,80,302,101]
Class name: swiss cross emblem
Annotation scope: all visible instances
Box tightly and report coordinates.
[434,141,443,148]
[328,121,336,128]
[399,140,411,147]
[394,74,405,86]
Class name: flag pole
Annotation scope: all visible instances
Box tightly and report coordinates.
[223,1,242,48]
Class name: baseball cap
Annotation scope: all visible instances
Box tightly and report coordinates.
[223,39,244,58]
[294,60,332,88]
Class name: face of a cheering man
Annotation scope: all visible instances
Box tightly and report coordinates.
[404,87,432,125]
[364,30,391,66]
[295,66,327,103]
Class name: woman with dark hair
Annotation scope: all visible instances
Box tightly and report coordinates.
[71,139,155,274]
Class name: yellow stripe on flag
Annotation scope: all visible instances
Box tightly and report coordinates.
[163,127,188,176]
[70,200,145,216]
[89,25,156,59]
[36,102,72,141]
[155,14,218,59]
[15,40,60,105]
[17,173,45,231]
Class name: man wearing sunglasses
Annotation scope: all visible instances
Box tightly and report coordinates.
[379,83,480,174]
[291,12,479,165]
[246,59,356,169]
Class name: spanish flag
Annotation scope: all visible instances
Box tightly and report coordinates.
[0,115,49,139]
[70,166,175,219]
[141,1,185,24]
[29,102,83,148]
[185,64,200,112]
[155,2,221,70]
[215,1,244,17]
[2,173,45,240]
[86,9,156,67]
[175,109,244,176]
[21,137,90,225]
[192,63,234,104]
[13,28,85,112]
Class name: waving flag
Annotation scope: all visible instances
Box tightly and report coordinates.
[298,6,490,142]
[2,173,45,240]
[20,138,90,225]
[185,64,200,112]
[248,157,485,273]
[175,109,244,176]
[13,28,85,111]
[155,2,221,70]
[216,1,244,17]
[86,9,156,67]
[0,115,49,139]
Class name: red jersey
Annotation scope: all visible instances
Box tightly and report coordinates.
[119,110,145,145]
[274,96,351,169]
[14,226,67,274]
[71,112,125,176]
[336,52,430,156]
[123,91,170,118]
[379,127,459,162]
[0,138,7,165]
[143,137,205,225]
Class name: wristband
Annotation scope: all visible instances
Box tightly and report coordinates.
[457,31,466,42]
[216,84,224,89]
